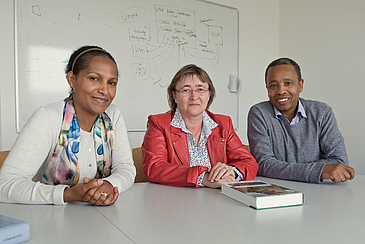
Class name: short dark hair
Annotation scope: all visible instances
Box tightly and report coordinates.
[167,64,216,111]
[265,57,302,83]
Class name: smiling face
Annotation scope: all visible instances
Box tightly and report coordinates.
[67,55,118,124]
[266,64,303,121]
[172,74,210,121]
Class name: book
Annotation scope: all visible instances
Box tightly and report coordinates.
[221,180,304,210]
[0,215,30,244]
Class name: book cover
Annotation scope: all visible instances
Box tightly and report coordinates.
[0,215,30,244]
[221,180,304,210]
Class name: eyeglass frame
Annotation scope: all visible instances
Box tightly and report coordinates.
[174,88,209,96]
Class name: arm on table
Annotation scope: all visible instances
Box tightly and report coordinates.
[223,116,258,181]
[317,106,355,182]
[0,105,68,205]
[247,106,353,183]
[102,107,136,194]
[72,178,119,206]
[205,115,258,187]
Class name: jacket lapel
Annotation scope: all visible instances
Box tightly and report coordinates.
[170,126,190,165]
[207,126,226,165]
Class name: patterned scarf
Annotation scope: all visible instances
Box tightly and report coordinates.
[41,100,114,186]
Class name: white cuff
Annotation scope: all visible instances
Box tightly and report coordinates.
[53,185,69,206]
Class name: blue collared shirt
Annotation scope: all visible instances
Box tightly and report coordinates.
[274,99,307,125]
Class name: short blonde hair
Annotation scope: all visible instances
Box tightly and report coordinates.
[167,64,216,111]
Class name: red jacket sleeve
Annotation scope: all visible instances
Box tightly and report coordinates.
[218,115,258,180]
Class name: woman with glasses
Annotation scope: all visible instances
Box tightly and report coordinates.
[142,64,258,188]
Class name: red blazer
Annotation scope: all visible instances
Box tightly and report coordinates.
[142,111,258,187]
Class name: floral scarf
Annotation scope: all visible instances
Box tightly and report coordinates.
[41,100,114,186]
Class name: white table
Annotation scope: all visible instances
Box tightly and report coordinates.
[1,176,364,244]
[97,176,365,244]
[0,202,133,243]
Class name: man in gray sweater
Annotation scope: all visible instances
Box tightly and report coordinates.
[247,58,355,183]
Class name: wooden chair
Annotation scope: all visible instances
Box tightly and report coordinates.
[0,150,10,169]
[132,147,149,183]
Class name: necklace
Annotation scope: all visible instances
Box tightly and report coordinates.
[192,124,203,141]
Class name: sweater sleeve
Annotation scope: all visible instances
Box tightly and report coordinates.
[102,106,136,193]
[316,105,349,165]
[0,103,68,205]
[247,104,335,183]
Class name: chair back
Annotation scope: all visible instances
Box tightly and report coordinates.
[0,150,10,169]
[132,147,149,183]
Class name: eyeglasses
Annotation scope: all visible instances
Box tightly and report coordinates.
[175,88,209,96]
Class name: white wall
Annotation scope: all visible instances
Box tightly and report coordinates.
[128,0,280,149]
[0,0,16,150]
[0,0,279,150]
[279,0,365,174]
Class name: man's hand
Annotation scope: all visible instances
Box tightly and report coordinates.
[321,163,355,183]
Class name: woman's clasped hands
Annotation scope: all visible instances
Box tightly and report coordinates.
[202,162,235,188]
[64,177,119,206]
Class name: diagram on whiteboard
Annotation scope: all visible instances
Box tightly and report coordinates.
[16,0,238,131]
[118,5,224,97]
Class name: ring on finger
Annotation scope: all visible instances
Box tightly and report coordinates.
[101,192,108,197]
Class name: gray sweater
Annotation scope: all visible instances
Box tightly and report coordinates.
[247,98,348,183]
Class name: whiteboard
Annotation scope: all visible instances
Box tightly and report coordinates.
[15,0,239,132]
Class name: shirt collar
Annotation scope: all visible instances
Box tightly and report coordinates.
[170,107,218,136]
[273,99,307,120]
